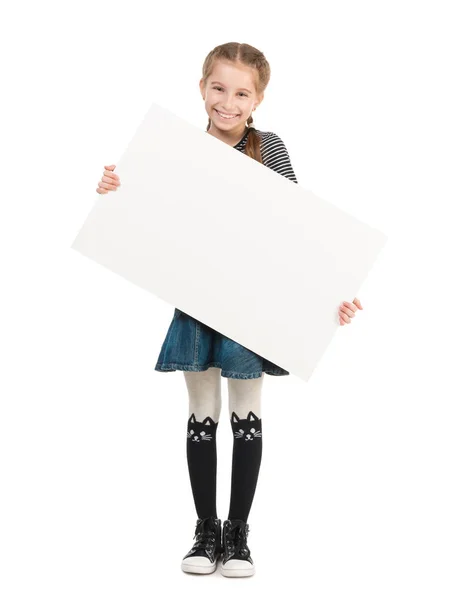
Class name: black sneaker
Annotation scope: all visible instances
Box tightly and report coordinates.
[220,519,255,577]
[181,516,223,574]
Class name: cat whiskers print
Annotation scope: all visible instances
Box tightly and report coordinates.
[187,413,216,443]
[231,411,262,442]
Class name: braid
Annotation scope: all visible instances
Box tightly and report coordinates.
[244,113,262,164]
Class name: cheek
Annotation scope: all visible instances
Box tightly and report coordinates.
[206,92,221,105]
[240,99,254,114]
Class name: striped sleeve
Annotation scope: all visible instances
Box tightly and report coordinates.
[260,131,298,183]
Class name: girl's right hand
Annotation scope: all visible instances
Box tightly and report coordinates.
[96,164,121,194]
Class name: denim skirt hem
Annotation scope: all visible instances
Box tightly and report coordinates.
[154,309,290,380]
[154,361,286,379]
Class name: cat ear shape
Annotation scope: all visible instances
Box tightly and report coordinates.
[188,413,197,424]
[202,416,216,427]
[247,411,260,421]
[231,412,240,423]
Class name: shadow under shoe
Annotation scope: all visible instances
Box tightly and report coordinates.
[181,516,223,575]
[220,519,255,577]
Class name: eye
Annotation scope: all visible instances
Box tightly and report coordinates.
[213,85,247,97]
[200,431,205,436]
[250,428,256,433]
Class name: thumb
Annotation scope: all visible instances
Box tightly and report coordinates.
[104,164,116,171]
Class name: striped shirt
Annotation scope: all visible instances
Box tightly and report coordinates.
[233,128,298,184]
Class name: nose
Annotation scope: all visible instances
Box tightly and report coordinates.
[222,94,238,111]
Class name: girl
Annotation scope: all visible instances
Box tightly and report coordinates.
[96,42,363,578]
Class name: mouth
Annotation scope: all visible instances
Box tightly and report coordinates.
[214,109,240,121]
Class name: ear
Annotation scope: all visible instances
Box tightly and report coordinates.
[247,411,259,421]
[254,92,264,109]
[202,416,215,427]
[231,411,240,423]
[199,78,205,100]
[189,413,196,424]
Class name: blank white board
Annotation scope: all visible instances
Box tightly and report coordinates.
[71,102,387,381]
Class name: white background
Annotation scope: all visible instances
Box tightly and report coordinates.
[1,0,464,598]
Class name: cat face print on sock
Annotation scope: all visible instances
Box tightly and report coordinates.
[230,411,262,441]
[187,413,218,443]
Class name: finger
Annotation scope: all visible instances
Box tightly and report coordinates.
[343,301,357,312]
[339,310,351,324]
[339,316,345,326]
[104,164,116,171]
[340,305,356,318]
[102,175,120,187]
[96,187,108,194]
[103,170,120,182]
[98,181,118,191]
[353,297,363,310]
[99,182,118,191]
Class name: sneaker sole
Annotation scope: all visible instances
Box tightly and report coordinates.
[181,561,218,575]
[181,552,222,575]
[219,563,255,577]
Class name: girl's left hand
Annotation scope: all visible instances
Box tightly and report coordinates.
[338,297,363,326]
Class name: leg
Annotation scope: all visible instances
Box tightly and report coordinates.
[227,374,264,522]
[184,367,222,519]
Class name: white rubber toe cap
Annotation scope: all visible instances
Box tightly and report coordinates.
[220,559,255,577]
[181,556,216,574]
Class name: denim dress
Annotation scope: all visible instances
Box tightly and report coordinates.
[154,127,298,379]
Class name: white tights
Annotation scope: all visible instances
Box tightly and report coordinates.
[183,367,264,422]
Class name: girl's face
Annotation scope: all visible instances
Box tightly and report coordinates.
[200,60,263,137]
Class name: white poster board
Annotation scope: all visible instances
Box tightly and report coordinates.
[71,102,387,381]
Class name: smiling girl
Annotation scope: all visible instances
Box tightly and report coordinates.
[96,41,363,578]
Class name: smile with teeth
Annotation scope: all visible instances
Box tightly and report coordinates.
[215,109,240,120]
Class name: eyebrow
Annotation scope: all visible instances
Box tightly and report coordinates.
[210,81,252,94]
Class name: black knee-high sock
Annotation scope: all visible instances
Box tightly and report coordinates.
[228,410,263,522]
[186,413,219,519]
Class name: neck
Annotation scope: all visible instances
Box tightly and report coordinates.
[207,124,248,147]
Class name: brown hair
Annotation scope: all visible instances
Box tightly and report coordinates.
[202,42,271,164]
